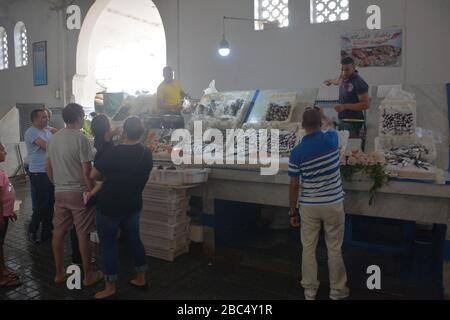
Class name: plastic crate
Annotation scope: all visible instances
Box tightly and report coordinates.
[140,231,189,250]
[142,198,190,213]
[142,193,189,205]
[150,168,210,186]
[140,218,190,240]
[145,243,190,262]
[143,185,187,200]
[142,203,189,218]
[141,209,188,225]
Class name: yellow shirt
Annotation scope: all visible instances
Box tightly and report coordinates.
[157,80,182,107]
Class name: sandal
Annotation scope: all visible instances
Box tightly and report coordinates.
[54,274,69,285]
[2,269,19,279]
[94,292,118,300]
[130,281,149,291]
[0,277,22,288]
[84,271,104,287]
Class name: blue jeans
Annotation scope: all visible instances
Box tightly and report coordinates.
[25,165,37,212]
[96,210,148,282]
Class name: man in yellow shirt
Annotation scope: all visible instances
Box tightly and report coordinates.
[157,66,188,115]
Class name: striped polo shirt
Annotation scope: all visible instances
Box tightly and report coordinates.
[288,130,344,206]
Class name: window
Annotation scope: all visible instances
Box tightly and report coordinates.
[0,27,8,70]
[14,21,28,67]
[310,0,349,24]
[255,0,289,31]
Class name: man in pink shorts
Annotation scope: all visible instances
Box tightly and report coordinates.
[46,103,103,287]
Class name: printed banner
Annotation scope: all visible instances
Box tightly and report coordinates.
[341,27,403,67]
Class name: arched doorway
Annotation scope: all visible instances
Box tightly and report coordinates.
[73,0,166,113]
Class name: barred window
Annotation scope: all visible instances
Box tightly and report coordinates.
[255,0,289,31]
[310,0,349,24]
[0,27,9,70]
[14,21,28,67]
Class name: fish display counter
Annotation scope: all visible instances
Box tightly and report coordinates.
[151,83,450,298]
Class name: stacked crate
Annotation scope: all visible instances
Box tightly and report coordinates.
[140,184,191,261]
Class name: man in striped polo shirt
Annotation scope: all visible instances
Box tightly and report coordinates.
[288,107,349,301]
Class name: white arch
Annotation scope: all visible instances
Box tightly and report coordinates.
[75,0,110,77]
[72,0,166,111]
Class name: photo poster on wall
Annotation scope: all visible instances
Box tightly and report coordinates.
[33,41,48,86]
[341,27,403,68]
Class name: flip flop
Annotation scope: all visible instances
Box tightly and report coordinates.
[94,292,118,300]
[0,277,22,288]
[84,271,104,287]
[54,274,69,285]
[2,270,19,279]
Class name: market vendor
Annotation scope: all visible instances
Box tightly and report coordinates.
[157,66,189,115]
[324,57,370,138]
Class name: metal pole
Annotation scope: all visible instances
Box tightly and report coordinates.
[223,16,270,23]
[222,16,276,34]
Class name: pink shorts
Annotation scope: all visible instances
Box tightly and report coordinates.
[53,192,95,235]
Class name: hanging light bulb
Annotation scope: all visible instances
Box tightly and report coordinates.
[217,16,271,57]
[218,35,230,57]
[218,17,230,57]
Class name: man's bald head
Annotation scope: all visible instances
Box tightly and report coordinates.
[163,66,174,82]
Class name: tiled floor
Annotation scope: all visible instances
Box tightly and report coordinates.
[0,177,444,300]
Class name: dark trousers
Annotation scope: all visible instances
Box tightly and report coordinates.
[29,173,54,237]
[25,165,38,213]
[70,227,82,264]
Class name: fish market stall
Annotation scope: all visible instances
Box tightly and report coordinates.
[175,85,450,293]
[136,84,450,296]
